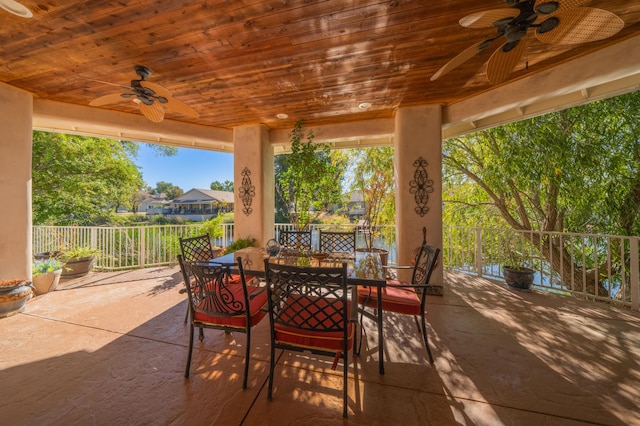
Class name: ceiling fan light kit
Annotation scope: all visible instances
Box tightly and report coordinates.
[431,0,624,85]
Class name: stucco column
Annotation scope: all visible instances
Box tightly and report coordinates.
[394,105,443,285]
[233,124,274,248]
[0,84,33,280]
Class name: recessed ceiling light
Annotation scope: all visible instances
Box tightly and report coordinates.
[0,0,33,18]
[358,102,372,110]
[276,113,288,119]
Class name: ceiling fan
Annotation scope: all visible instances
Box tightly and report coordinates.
[89,65,199,123]
[430,0,625,84]
[0,0,32,17]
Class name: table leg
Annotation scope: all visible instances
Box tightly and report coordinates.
[377,292,384,375]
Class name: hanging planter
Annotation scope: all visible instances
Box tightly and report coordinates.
[0,279,33,318]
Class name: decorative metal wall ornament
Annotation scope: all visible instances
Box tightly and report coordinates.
[239,167,256,216]
[409,157,434,217]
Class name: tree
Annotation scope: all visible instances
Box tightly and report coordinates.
[275,121,344,230]
[210,180,234,192]
[442,91,640,296]
[32,132,144,225]
[349,147,395,249]
[154,181,183,200]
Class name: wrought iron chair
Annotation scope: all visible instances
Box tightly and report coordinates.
[177,255,268,388]
[179,234,217,323]
[357,235,440,366]
[277,230,312,253]
[319,230,356,263]
[263,259,353,418]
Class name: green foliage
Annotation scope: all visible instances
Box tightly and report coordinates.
[210,180,234,192]
[275,121,344,230]
[32,132,144,225]
[59,246,101,260]
[349,147,395,249]
[153,181,184,200]
[32,259,64,276]
[148,214,184,225]
[218,212,235,223]
[443,91,640,236]
[201,215,224,239]
[222,237,257,255]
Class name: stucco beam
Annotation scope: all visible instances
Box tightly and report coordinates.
[33,99,233,151]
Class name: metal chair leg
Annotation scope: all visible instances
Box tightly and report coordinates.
[417,314,434,364]
[185,324,195,378]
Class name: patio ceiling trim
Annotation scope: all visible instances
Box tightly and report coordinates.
[30,34,640,152]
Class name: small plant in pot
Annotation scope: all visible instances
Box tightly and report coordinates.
[502,243,535,290]
[59,246,101,279]
[32,258,64,295]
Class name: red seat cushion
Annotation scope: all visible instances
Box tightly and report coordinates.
[274,295,353,352]
[227,274,256,285]
[194,284,267,328]
[357,281,421,316]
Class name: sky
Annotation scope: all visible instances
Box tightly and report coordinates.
[134,143,234,191]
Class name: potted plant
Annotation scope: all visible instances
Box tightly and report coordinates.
[501,237,535,290]
[32,258,64,295]
[59,246,101,278]
[0,279,33,318]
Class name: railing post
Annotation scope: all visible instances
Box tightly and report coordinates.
[475,227,483,277]
[139,228,146,269]
[631,237,639,311]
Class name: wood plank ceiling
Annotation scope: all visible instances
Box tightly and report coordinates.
[1,0,639,131]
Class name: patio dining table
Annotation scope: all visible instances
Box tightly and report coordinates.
[208,247,388,374]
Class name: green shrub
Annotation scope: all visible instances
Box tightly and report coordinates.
[222,237,257,255]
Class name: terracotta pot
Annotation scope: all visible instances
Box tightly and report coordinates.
[0,280,33,318]
[32,269,63,295]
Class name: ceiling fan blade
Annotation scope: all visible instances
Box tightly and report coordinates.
[139,102,165,123]
[486,38,527,85]
[536,8,624,44]
[431,39,494,81]
[0,0,32,18]
[89,93,127,107]
[140,81,173,98]
[536,0,589,13]
[165,97,199,118]
[459,9,518,28]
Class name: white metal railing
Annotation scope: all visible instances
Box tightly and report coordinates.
[32,224,639,309]
[33,224,234,270]
[273,223,397,261]
[443,227,640,310]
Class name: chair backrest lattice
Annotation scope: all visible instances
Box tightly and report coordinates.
[179,255,249,317]
[412,243,440,287]
[264,260,349,333]
[278,230,312,253]
[319,230,356,254]
[179,234,215,262]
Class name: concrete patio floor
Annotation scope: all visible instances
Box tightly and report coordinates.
[1,267,639,425]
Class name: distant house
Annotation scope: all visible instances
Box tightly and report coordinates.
[164,188,234,221]
[328,191,365,221]
[139,198,171,215]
